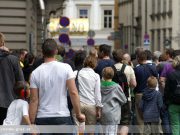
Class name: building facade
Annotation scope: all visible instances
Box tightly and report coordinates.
[0,0,45,54]
[0,0,65,54]
[61,0,114,49]
[119,0,180,53]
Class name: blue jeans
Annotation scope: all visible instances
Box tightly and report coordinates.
[35,117,73,135]
[160,104,172,134]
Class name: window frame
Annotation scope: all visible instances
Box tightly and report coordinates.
[103,9,113,29]
[77,6,90,19]
[79,9,88,18]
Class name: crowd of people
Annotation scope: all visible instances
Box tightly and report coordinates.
[0,32,180,135]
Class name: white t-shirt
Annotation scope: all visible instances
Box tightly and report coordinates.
[30,61,75,118]
[114,63,136,101]
[3,99,29,125]
[114,63,136,83]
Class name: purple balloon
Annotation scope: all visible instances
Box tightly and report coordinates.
[59,34,70,44]
[87,38,95,46]
[60,17,70,27]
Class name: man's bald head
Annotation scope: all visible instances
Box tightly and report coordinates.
[123,53,131,62]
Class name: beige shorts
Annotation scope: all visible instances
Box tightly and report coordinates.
[72,102,97,125]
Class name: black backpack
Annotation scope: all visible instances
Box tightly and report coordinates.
[172,79,180,104]
[112,64,129,97]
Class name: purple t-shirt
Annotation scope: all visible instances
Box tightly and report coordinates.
[160,62,174,78]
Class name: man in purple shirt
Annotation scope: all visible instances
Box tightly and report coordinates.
[159,48,175,134]
[160,62,174,78]
[160,48,175,88]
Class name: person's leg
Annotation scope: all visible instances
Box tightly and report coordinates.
[83,104,97,135]
[104,125,117,135]
[84,105,96,125]
[0,107,7,125]
[179,115,180,135]
[168,104,180,135]
[72,103,85,134]
[143,123,151,135]
[131,97,136,125]
[151,122,160,135]
[160,104,172,134]
[119,101,131,135]
[104,125,109,135]
[135,94,144,135]
[114,125,118,135]
[119,126,129,135]
[110,125,118,135]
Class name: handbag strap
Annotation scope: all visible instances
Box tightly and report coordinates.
[75,70,80,92]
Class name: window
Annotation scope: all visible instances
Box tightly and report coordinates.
[104,10,112,28]
[79,9,88,18]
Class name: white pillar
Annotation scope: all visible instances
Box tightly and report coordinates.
[64,0,76,18]
[91,0,100,30]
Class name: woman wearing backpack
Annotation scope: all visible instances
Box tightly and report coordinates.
[164,55,180,135]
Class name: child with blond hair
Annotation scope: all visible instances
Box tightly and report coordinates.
[100,67,127,135]
[140,76,163,135]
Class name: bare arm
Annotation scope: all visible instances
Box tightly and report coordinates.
[129,67,137,88]
[23,115,37,135]
[23,115,31,125]
[29,88,39,124]
[129,78,137,88]
[66,79,85,122]
[94,75,103,108]
[159,77,166,89]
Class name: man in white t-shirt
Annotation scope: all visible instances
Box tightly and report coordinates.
[29,39,85,135]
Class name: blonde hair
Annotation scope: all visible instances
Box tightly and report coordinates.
[172,55,180,69]
[102,67,114,80]
[147,76,158,88]
[0,33,5,47]
[84,56,97,69]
